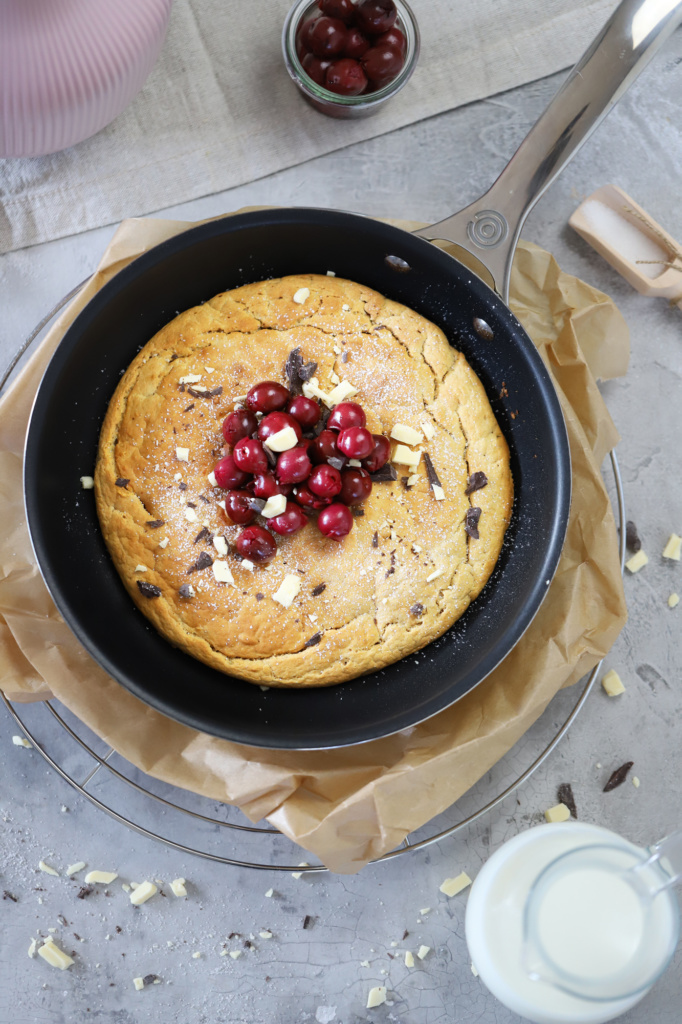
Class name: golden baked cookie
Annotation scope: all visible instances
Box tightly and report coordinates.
[95,274,513,687]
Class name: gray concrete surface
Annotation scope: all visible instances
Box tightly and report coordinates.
[1,28,681,1024]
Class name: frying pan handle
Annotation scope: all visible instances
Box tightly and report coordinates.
[414,0,682,303]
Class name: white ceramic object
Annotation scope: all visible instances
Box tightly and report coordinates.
[0,0,173,158]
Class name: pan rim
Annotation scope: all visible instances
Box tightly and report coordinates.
[23,207,572,749]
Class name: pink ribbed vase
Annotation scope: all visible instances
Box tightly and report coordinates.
[0,0,173,158]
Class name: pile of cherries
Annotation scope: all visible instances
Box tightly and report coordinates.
[297,0,406,98]
[213,379,392,564]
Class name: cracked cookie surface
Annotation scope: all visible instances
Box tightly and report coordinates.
[95,274,513,688]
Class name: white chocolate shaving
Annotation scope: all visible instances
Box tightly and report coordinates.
[179,374,202,384]
[175,447,190,462]
[37,938,74,970]
[273,574,301,609]
[390,423,423,446]
[264,426,298,452]
[366,987,386,1009]
[426,568,444,583]
[129,880,157,906]
[391,445,421,468]
[261,494,287,518]
[170,877,187,898]
[207,470,218,487]
[66,861,86,876]
[662,533,681,560]
[212,560,235,585]
[38,860,59,876]
[12,735,32,747]
[184,508,198,523]
[84,870,118,884]
[439,871,472,897]
[213,535,228,556]
[80,475,94,489]
[324,380,357,407]
[625,549,648,573]
[293,287,310,304]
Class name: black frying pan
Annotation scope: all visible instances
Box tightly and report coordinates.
[23,0,680,749]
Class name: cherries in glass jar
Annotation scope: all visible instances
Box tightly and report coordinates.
[297,0,405,97]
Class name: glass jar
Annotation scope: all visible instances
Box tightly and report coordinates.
[282,0,420,119]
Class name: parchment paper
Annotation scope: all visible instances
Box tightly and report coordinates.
[0,215,629,873]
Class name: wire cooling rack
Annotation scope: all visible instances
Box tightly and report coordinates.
[1,283,627,872]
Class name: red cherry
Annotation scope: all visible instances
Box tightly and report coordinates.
[253,473,291,499]
[277,447,312,484]
[297,15,319,53]
[355,0,397,35]
[344,27,371,59]
[318,503,353,540]
[235,525,277,564]
[287,395,321,429]
[336,426,375,459]
[318,0,355,22]
[246,381,290,414]
[302,52,333,85]
[294,484,331,510]
[213,454,250,490]
[325,58,368,96]
[269,502,309,536]
[375,26,406,54]
[310,16,347,58]
[361,44,403,85]
[327,401,366,431]
[224,490,258,525]
[340,468,373,505]
[222,409,258,448]
[308,464,342,499]
[297,438,317,460]
[233,437,268,474]
[257,411,303,443]
[312,429,341,464]
[362,433,391,473]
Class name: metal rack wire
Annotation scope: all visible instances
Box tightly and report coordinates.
[1,283,627,872]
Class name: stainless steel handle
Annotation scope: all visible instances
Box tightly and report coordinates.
[414,0,682,302]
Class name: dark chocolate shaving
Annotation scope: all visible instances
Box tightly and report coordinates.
[178,584,194,599]
[137,580,161,598]
[265,446,277,467]
[169,353,180,361]
[3,890,18,902]
[299,358,318,382]
[626,520,642,553]
[465,471,488,495]
[370,464,397,483]
[199,494,210,504]
[73,932,81,941]
[401,476,410,490]
[402,929,409,941]
[351,507,365,517]
[179,482,188,491]
[341,351,349,363]
[303,915,312,930]
[311,583,326,596]
[410,603,425,617]
[304,632,323,648]
[372,531,379,548]
[465,507,482,540]
[76,886,93,900]
[313,408,330,436]
[247,497,267,513]
[423,452,442,490]
[194,526,213,544]
[115,478,129,489]
[603,761,634,792]
[186,501,197,509]
[183,403,195,413]
[255,593,264,601]
[58,914,68,926]
[284,347,304,394]
[146,519,165,529]
[142,975,159,986]
[327,456,347,471]
[187,551,213,574]
[188,385,223,399]
[557,783,578,819]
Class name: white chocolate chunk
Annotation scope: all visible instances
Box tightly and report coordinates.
[348,459,362,467]
[212,560,235,585]
[391,445,421,468]
[366,986,387,1009]
[85,869,118,884]
[662,533,682,560]
[420,907,431,915]
[417,945,431,960]
[404,950,415,967]
[265,888,274,898]
[326,270,336,276]
[601,669,625,696]
[406,474,420,487]
[391,423,423,446]
[302,378,331,403]
[213,535,228,556]
[158,537,169,549]
[12,735,32,748]
[229,950,242,959]
[261,494,287,518]
[544,802,571,823]
[175,447,190,462]
[204,366,215,373]
[134,564,148,573]
[38,938,74,970]
[432,485,446,501]
[241,559,255,572]
[342,303,350,311]
[668,593,679,608]
[330,371,340,385]
[80,476,94,489]
[264,426,298,452]
[259,930,273,939]
[170,877,187,898]
[420,418,436,440]
[273,574,301,609]
[191,951,202,959]
[179,374,202,384]
[412,543,422,553]
[426,568,444,583]
[333,344,342,355]
[207,471,218,487]
[633,776,641,788]
[184,508,198,523]
[471,962,479,977]
[133,977,145,991]
[174,472,182,482]
[439,871,472,897]
[129,880,158,906]
[292,861,309,879]
[293,287,310,304]
[324,380,357,407]
[65,861,86,876]
[625,549,648,573]
[38,860,59,877]
[28,938,37,958]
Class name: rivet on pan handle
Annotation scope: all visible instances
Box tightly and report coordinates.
[414,0,682,303]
